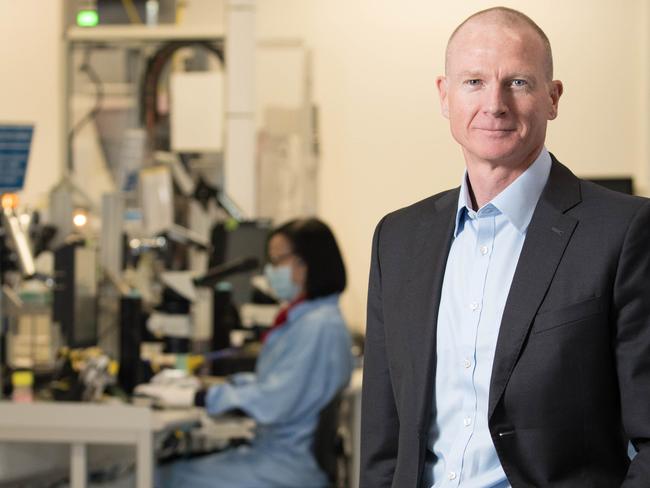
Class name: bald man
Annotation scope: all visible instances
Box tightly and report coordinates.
[361,7,650,487]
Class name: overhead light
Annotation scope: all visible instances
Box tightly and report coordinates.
[77,7,99,27]
[77,10,99,27]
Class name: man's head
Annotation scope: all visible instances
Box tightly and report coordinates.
[436,7,563,170]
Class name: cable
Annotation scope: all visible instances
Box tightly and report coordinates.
[121,0,143,24]
[67,47,105,174]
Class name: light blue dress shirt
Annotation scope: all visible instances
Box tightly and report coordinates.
[423,149,552,488]
[159,294,353,488]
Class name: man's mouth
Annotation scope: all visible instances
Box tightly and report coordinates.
[475,128,516,132]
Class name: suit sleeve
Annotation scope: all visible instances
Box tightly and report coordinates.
[360,217,400,487]
[614,201,650,486]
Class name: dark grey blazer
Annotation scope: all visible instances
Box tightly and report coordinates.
[360,156,650,487]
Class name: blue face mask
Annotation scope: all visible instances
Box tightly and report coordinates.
[264,263,301,302]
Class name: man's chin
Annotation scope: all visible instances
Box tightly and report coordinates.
[463,145,521,166]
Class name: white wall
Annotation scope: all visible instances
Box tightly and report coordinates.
[0,0,64,208]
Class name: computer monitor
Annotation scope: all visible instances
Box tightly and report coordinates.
[0,124,37,277]
[587,177,634,195]
[210,220,272,306]
[0,123,33,193]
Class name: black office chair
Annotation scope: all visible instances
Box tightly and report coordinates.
[312,391,348,488]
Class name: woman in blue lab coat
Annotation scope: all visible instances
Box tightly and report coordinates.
[158,218,353,488]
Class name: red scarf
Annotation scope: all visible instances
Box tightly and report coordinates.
[262,295,306,343]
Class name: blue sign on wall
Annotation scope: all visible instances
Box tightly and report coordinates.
[0,124,34,192]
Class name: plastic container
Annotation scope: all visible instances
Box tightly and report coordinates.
[12,370,34,403]
[146,0,159,26]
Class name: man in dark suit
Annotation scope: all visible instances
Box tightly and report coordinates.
[360,6,650,487]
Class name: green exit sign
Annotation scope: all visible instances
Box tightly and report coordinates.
[76,9,99,27]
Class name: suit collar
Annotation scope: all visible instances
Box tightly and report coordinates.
[488,155,581,419]
[540,153,582,212]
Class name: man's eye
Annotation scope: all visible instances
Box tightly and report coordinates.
[465,79,481,86]
[511,79,527,87]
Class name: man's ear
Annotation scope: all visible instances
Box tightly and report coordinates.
[548,80,563,120]
[436,76,449,119]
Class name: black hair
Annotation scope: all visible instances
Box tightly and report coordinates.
[269,218,346,299]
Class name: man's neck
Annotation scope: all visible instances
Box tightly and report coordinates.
[464,147,542,210]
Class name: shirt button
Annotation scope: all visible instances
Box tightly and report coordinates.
[480,245,489,255]
[464,417,472,427]
[463,358,472,369]
[470,302,480,311]
[448,471,457,480]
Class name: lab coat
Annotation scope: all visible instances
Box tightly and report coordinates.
[158,294,354,488]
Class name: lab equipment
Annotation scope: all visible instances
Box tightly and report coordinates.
[53,240,98,348]
[118,294,146,394]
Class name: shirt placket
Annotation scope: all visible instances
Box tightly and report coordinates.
[446,206,496,486]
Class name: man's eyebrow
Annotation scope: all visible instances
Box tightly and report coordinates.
[507,72,538,80]
[456,70,484,78]
[454,70,539,81]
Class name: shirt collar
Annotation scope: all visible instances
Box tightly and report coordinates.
[454,147,552,236]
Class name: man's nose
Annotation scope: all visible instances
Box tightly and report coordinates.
[483,85,508,116]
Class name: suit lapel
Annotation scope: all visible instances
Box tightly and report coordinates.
[488,158,581,419]
[406,189,458,431]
